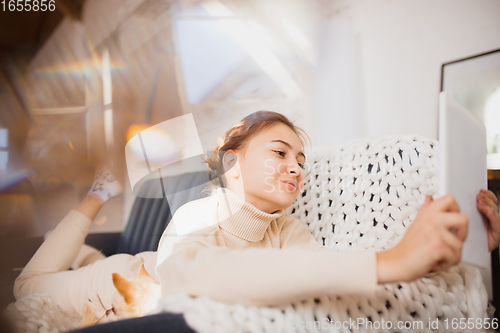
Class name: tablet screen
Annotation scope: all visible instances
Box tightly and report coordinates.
[438,91,489,268]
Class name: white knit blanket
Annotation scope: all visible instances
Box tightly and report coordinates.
[3,294,80,333]
[153,264,486,333]
[3,135,490,333]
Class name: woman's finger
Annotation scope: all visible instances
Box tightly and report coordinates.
[478,201,499,225]
[440,227,463,260]
[477,199,489,215]
[434,212,468,242]
[481,189,498,205]
[432,244,457,272]
[431,194,461,213]
[478,192,498,210]
[421,195,433,208]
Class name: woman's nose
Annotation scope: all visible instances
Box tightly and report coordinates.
[288,161,302,176]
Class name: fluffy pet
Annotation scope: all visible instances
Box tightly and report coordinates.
[80,264,161,326]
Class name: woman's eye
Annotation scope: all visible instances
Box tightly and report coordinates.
[298,163,305,170]
[274,150,285,157]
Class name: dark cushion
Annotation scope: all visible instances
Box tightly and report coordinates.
[116,171,211,255]
[68,313,196,333]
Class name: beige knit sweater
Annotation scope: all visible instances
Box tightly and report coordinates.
[155,187,377,307]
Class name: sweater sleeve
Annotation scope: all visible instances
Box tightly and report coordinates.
[156,236,377,307]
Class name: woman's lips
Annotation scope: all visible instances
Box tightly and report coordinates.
[281,180,297,192]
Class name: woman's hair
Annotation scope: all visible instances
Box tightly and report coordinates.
[205,111,309,187]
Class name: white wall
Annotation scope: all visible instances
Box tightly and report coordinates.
[315,0,500,299]
[315,0,500,144]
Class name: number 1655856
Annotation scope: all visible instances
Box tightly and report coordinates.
[2,0,56,11]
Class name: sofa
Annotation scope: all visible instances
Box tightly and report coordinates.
[4,135,493,333]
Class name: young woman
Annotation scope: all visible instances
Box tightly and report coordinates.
[155,111,500,306]
[15,111,500,316]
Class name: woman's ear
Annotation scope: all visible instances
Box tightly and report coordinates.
[222,151,240,178]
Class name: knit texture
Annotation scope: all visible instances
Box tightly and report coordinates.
[217,188,283,242]
[3,294,80,333]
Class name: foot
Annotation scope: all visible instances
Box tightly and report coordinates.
[87,166,123,204]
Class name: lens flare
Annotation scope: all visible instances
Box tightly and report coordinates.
[64,134,74,150]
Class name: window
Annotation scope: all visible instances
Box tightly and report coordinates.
[441,48,500,170]
[172,1,312,152]
[0,128,8,172]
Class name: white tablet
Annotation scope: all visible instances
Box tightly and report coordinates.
[438,91,489,268]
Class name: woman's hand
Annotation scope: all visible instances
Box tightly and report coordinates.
[477,189,500,251]
[376,194,468,284]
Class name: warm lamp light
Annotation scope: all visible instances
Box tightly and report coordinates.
[126,123,151,142]
[125,114,204,198]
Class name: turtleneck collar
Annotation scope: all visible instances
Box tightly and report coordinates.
[216,187,282,242]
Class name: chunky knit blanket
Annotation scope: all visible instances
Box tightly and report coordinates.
[3,135,490,333]
[3,294,80,333]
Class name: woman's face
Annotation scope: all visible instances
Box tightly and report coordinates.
[229,122,306,214]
